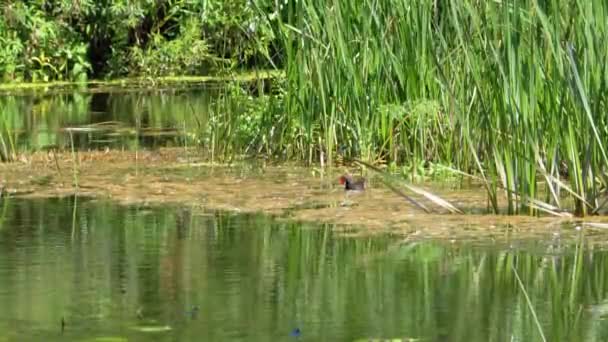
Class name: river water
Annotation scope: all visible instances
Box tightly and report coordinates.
[1,197,607,341]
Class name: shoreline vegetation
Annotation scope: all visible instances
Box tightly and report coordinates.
[0,70,283,92]
[2,1,608,217]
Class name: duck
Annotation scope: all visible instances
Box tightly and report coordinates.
[339,174,366,192]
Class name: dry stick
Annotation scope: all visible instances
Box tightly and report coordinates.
[69,131,78,189]
[437,165,573,217]
[183,120,189,164]
[71,194,78,241]
[351,158,431,213]
[592,194,608,215]
[51,147,62,176]
[0,132,10,162]
[68,131,79,242]
[382,180,430,213]
[353,158,465,213]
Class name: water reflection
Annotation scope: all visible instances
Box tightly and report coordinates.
[0,87,217,151]
[0,197,607,341]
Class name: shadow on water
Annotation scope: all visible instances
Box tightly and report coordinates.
[1,197,608,340]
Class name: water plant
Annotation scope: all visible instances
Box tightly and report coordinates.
[264,0,608,216]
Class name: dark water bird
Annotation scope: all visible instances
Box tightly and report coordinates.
[290,327,301,338]
[339,174,366,206]
[339,174,366,192]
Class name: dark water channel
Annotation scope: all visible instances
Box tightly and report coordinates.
[1,197,608,341]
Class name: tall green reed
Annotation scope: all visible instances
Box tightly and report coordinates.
[266,0,608,216]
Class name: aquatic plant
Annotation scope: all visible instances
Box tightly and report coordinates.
[264,0,608,216]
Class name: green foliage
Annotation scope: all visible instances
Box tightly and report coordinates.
[128,19,216,77]
[0,2,90,82]
[199,0,277,65]
[194,77,290,161]
[0,22,24,81]
[0,0,277,81]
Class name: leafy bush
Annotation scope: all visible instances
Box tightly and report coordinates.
[128,19,216,77]
[0,2,90,82]
[0,0,278,81]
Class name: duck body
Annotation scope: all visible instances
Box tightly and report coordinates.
[339,174,366,192]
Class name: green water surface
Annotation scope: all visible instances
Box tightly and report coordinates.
[0,82,262,152]
[0,197,607,341]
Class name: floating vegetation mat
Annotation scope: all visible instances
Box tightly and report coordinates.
[2,148,608,247]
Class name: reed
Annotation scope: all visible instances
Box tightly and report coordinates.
[267,0,608,216]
